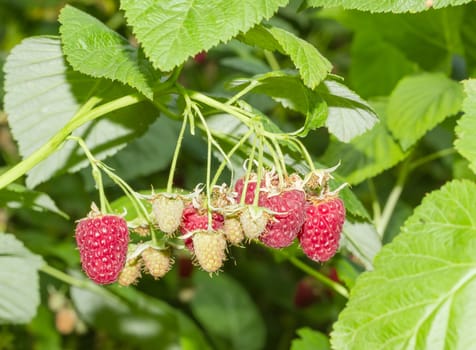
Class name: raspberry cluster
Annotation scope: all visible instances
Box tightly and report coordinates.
[75,168,345,285]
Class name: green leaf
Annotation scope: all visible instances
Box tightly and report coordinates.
[349,32,418,98]
[321,99,408,185]
[4,37,156,188]
[291,328,330,350]
[305,0,472,13]
[190,272,266,350]
[240,25,332,89]
[341,222,382,270]
[0,233,44,324]
[229,71,328,134]
[72,283,211,349]
[455,79,476,174]
[321,8,463,73]
[316,79,379,142]
[120,0,289,72]
[0,184,68,218]
[59,5,159,100]
[387,73,464,150]
[331,180,476,349]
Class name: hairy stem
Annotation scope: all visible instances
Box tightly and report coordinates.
[0,94,143,190]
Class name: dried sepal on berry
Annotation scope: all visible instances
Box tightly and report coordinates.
[118,260,142,286]
[152,195,185,235]
[192,230,227,273]
[141,247,173,279]
[239,206,269,241]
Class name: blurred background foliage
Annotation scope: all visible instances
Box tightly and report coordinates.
[0,0,474,349]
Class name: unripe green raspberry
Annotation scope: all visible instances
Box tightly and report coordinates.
[118,261,141,286]
[152,196,184,235]
[192,230,227,273]
[141,247,173,279]
[223,218,244,245]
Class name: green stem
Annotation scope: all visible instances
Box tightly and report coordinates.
[68,136,110,213]
[287,257,349,298]
[167,115,188,192]
[226,80,259,105]
[408,148,456,172]
[40,264,117,301]
[289,138,315,172]
[210,129,254,188]
[264,50,280,71]
[376,161,410,237]
[189,91,250,125]
[367,179,381,226]
[0,94,143,190]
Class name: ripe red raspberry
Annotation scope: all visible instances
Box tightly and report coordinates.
[192,230,227,273]
[179,204,224,250]
[259,189,306,248]
[75,214,129,284]
[234,177,267,205]
[298,197,345,262]
[293,277,320,308]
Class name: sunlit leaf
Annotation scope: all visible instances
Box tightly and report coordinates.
[59,5,160,100]
[120,0,289,71]
[455,79,476,174]
[332,180,476,349]
[387,73,464,150]
[305,0,471,13]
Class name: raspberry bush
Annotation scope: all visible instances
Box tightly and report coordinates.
[1,0,476,349]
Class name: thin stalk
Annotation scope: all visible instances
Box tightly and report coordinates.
[253,135,265,207]
[189,91,250,125]
[240,140,257,206]
[226,80,259,105]
[367,179,381,226]
[270,138,287,182]
[0,94,143,190]
[210,129,254,188]
[264,50,280,71]
[167,115,188,192]
[408,148,456,172]
[68,136,110,213]
[287,257,349,298]
[40,264,118,301]
[289,138,315,172]
[376,161,410,237]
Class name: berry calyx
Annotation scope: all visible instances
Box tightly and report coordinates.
[239,206,269,240]
[75,212,129,285]
[298,196,345,262]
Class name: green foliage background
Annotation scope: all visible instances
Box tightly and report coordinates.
[1,0,475,349]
